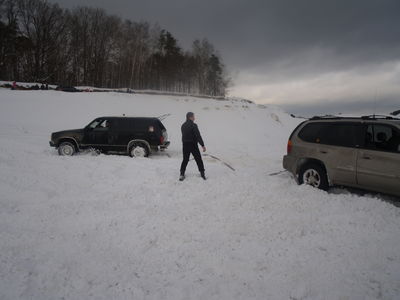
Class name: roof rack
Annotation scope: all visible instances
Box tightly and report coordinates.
[309,114,400,121]
[309,115,343,120]
[361,114,400,120]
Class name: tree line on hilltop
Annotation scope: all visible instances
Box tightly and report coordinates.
[0,0,230,96]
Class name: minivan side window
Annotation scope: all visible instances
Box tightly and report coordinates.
[364,124,400,153]
[298,123,322,143]
[298,122,361,148]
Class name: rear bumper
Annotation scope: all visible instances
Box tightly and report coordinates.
[283,155,297,175]
[160,141,170,149]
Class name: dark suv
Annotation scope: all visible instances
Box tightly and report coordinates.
[50,116,170,157]
[283,115,400,197]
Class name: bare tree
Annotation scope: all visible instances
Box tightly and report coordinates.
[0,1,229,96]
[17,0,68,82]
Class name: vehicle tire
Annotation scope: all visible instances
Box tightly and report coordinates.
[129,143,149,158]
[58,142,76,156]
[298,163,329,191]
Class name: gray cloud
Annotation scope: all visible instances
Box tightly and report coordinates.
[49,0,400,114]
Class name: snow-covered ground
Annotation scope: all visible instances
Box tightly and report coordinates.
[0,89,399,299]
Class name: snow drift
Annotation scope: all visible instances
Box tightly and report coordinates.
[0,89,399,299]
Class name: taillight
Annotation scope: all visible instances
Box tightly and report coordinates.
[161,130,167,144]
[287,140,293,154]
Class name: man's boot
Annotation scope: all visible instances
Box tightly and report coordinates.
[179,172,185,181]
[200,172,206,180]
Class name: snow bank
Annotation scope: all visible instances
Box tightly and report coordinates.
[0,89,399,299]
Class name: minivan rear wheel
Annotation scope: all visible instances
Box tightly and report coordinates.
[299,163,329,191]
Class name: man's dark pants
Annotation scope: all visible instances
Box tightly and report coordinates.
[180,142,205,175]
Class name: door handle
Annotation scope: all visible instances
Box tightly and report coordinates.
[362,156,371,160]
[320,150,328,154]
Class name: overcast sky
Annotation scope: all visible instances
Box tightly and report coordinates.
[49,0,400,115]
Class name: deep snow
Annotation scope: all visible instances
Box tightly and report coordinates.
[0,89,399,299]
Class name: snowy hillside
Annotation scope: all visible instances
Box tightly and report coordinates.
[1,89,399,299]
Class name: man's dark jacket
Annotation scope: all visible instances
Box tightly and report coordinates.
[181,120,204,147]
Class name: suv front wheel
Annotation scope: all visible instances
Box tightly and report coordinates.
[298,163,329,191]
[58,142,76,156]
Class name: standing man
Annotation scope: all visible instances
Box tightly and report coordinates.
[180,112,206,181]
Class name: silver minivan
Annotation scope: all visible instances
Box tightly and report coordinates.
[283,115,400,197]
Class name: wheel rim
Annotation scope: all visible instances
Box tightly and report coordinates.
[60,144,74,156]
[131,146,146,157]
[303,169,321,187]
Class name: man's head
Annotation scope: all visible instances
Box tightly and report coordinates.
[186,112,195,121]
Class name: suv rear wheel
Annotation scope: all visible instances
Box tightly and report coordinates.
[129,143,149,158]
[58,142,76,156]
[299,163,329,191]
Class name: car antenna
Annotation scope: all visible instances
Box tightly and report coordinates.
[157,113,171,121]
[373,89,378,118]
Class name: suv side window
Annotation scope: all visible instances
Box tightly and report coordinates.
[88,119,102,129]
[364,124,400,153]
[99,119,110,129]
[116,119,152,132]
[134,120,151,132]
[298,122,361,148]
[115,119,131,131]
[88,118,111,129]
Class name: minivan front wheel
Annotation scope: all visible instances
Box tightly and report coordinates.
[299,163,329,191]
[58,142,76,156]
[129,143,149,158]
